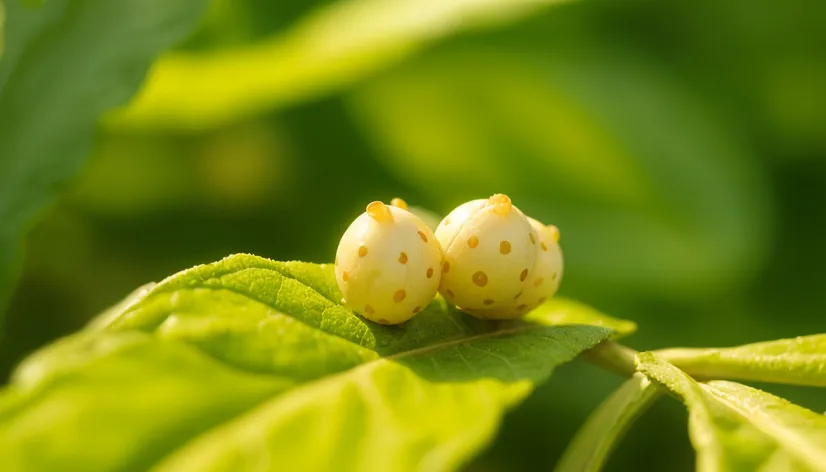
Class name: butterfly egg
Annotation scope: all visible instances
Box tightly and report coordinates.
[435,194,537,318]
[335,200,443,325]
[515,217,563,314]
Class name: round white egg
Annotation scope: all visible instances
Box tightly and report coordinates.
[335,202,442,325]
[515,217,563,314]
[435,195,537,318]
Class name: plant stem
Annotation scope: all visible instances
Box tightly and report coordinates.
[581,341,638,378]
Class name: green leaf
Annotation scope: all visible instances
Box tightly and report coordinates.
[555,373,660,472]
[656,334,826,388]
[0,0,208,317]
[348,46,772,299]
[105,0,574,131]
[0,254,634,471]
[637,352,826,472]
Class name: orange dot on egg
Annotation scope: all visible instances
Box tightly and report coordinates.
[520,269,528,282]
[399,252,408,264]
[427,268,434,278]
[394,289,406,302]
[468,236,479,248]
[418,231,428,242]
[443,261,450,273]
[472,271,488,287]
[483,299,495,306]
[358,246,368,257]
[365,305,375,315]
[500,241,511,254]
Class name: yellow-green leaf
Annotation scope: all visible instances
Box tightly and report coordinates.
[0,254,634,471]
[555,373,660,472]
[637,352,826,472]
[656,334,826,388]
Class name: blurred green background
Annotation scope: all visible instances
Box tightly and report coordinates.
[3,0,826,470]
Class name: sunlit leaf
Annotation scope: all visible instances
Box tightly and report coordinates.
[656,334,826,388]
[105,0,573,131]
[0,0,208,317]
[0,254,633,471]
[555,373,659,472]
[637,352,826,472]
[349,47,772,298]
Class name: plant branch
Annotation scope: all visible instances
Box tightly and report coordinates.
[580,341,639,378]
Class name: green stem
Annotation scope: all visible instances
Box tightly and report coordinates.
[581,341,638,378]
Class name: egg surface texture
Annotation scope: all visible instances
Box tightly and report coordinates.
[435,194,563,319]
[335,202,442,324]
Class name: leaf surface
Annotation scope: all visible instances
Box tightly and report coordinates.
[637,352,826,472]
[656,334,826,387]
[0,254,634,472]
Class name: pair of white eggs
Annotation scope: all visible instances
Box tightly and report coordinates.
[334,194,563,325]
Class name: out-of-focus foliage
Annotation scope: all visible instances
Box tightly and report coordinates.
[0,0,207,318]
[106,0,572,131]
[2,0,826,470]
[0,256,630,471]
[350,46,770,298]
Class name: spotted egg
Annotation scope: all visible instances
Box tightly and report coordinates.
[514,217,563,314]
[335,200,443,325]
[435,194,538,318]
